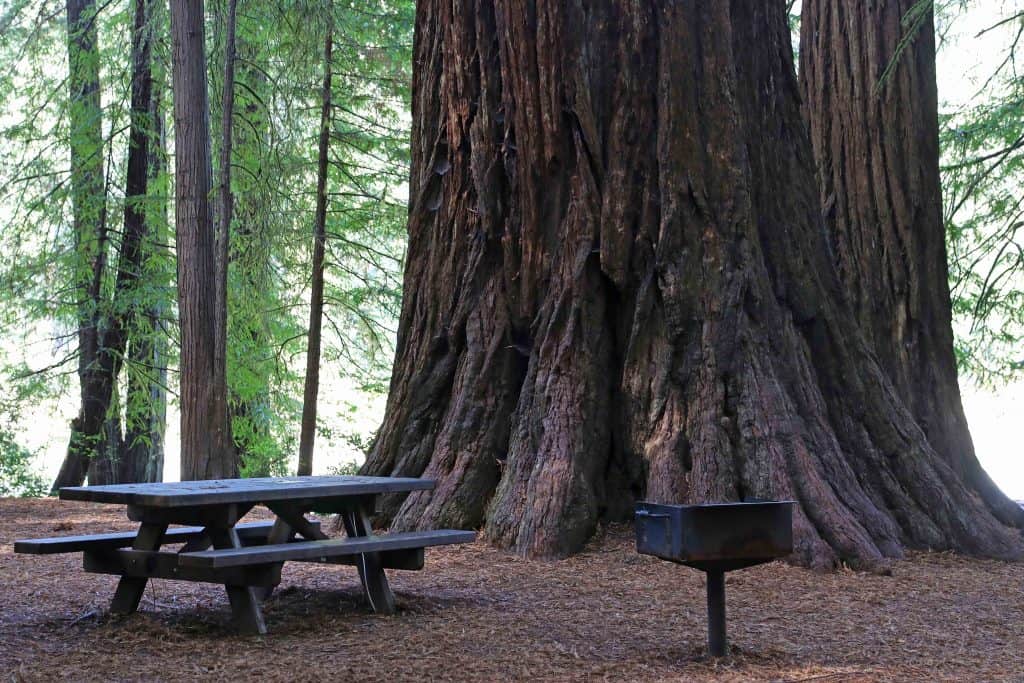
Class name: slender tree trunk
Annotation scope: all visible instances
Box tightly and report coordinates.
[799,0,1023,527]
[213,0,237,471]
[92,0,159,485]
[122,18,168,484]
[52,0,109,491]
[362,0,1023,567]
[297,10,333,477]
[171,0,234,480]
[92,389,125,483]
[123,315,168,483]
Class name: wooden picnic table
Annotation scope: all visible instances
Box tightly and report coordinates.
[14,475,475,634]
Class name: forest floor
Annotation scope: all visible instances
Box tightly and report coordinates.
[1,498,1021,682]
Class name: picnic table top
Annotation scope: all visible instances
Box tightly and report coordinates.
[59,475,435,508]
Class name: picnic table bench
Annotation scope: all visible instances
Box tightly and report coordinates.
[14,475,475,634]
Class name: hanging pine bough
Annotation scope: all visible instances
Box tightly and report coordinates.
[940,8,1024,385]
[361,0,1024,569]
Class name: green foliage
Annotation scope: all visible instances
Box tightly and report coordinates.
[0,430,47,497]
[0,0,176,480]
[0,363,50,496]
[940,4,1024,385]
[205,0,412,475]
[2,0,1016,489]
[326,459,362,476]
[0,0,414,480]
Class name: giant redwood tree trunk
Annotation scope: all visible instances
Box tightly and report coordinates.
[798,0,1023,527]
[363,0,1023,568]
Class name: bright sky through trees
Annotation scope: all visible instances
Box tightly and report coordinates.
[936,2,1024,498]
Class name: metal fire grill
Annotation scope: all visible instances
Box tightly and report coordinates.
[635,501,794,657]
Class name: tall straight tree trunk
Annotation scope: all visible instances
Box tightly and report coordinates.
[171,0,234,480]
[297,10,333,477]
[53,0,110,491]
[122,3,167,484]
[362,0,1023,568]
[212,0,237,471]
[798,0,1023,527]
[92,0,158,485]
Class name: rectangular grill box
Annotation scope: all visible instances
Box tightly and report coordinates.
[635,500,794,656]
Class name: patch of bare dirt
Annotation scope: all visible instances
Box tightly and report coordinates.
[1,497,1021,681]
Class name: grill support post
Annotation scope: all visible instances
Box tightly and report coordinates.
[706,569,727,657]
[634,501,794,659]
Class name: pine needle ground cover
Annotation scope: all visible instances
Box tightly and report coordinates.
[1,498,1020,682]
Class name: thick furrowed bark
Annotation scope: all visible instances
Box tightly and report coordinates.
[799,0,1024,529]
[487,250,614,556]
[388,281,521,531]
[363,0,1024,566]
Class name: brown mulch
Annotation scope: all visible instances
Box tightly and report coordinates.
[0,498,1021,682]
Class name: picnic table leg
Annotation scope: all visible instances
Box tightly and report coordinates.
[207,526,268,635]
[253,518,293,601]
[109,522,167,614]
[342,503,396,615]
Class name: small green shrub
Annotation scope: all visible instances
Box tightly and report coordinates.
[0,430,47,497]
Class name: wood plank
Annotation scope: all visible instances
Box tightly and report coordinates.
[258,504,423,569]
[13,520,297,555]
[264,503,329,540]
[237,495,375,516]
[84,549,282,587]
[58,475,435,507]
[251,517,294,601]
[299,547,424,571]
[126,502,253,526]
[178,530,476,568]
